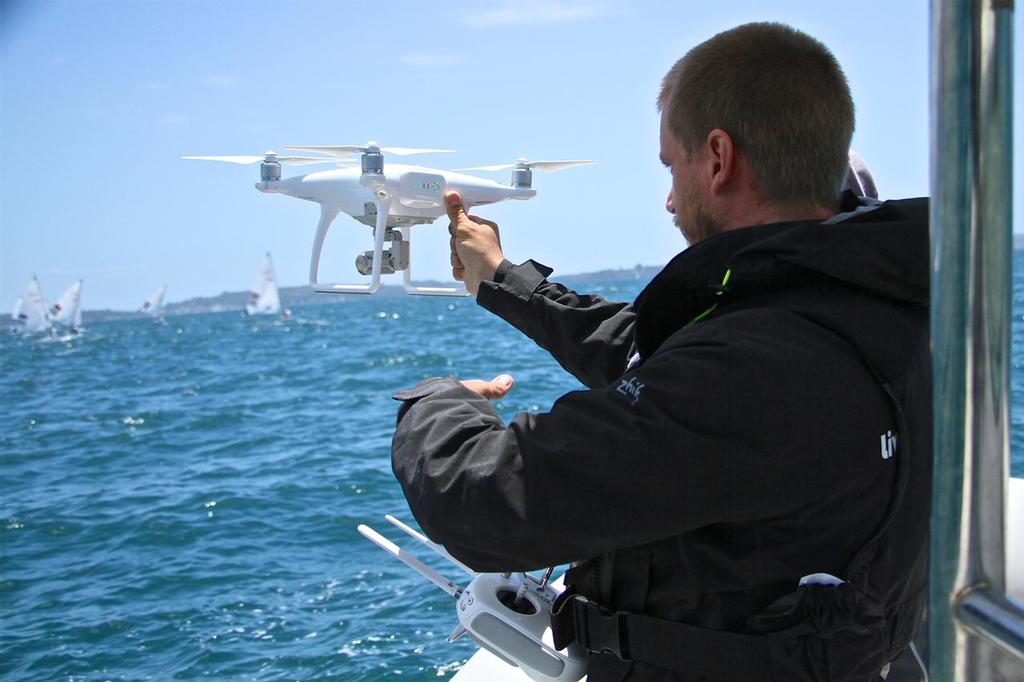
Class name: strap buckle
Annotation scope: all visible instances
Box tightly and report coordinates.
[551,592,631,661]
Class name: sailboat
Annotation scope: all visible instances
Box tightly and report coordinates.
[49,279,83,333]
[11,297,23,326]
[140,285,167,324]
[11,276,52,334]
[245,252,286,318]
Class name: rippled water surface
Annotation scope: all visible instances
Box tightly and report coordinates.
[3,270,1023,680]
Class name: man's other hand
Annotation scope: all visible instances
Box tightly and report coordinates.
[446,191,505,296]
[461,374,514,400]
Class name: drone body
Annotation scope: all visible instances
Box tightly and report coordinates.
[184,143,593,295]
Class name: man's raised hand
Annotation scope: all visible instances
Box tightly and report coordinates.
[446,191,505,296]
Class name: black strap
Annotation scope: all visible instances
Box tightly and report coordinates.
[551,592,771,679]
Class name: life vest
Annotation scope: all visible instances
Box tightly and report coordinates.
[550,335,931,682]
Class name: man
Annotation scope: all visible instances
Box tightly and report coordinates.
[391,22,930,681]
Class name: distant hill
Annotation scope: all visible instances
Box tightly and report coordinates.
[78,236,1024,323]
[81,264,663,323]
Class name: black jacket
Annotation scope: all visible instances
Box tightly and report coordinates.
[391,198,931,681]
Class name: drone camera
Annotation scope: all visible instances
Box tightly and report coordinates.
[355,229,409,276]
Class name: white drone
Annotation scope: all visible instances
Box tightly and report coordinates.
[183,143,594,296]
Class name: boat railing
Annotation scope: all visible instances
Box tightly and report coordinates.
[930,0,1024,678]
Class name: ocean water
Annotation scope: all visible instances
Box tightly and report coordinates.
[3,270,1024,681]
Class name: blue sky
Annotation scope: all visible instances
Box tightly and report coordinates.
[1,0,1019,310]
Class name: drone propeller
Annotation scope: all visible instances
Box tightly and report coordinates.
[456,159,596,173]
[283,142,454,159]
[182,151,348,166]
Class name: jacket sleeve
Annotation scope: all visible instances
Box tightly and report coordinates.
[475,260,637,388]
[391,315,877,573]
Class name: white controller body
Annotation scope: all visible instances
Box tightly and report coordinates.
[456,572,586,682]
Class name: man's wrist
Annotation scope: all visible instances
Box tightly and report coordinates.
[469,254,506,292]
[483,253,505,281]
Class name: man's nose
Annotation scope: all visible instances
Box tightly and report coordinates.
[666,190,675,214]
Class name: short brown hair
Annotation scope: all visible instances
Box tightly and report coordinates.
[659,23,854,209]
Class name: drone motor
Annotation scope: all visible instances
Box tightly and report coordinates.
[512,164,533,189]
[260,153,282,182]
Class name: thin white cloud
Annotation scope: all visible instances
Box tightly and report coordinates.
[157,113,187,127]
[398,52,464,68]
[201,74,240,89]
[461,0,606,28]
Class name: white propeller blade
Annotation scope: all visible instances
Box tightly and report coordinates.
[384,146,455,156]
[456,163,515,172]
[456,159,596,173]
[283,144,454,158]
[278,156,355,166]
[182,154,347,166]
[182,155,266,165]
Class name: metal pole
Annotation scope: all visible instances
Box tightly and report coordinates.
[930,0,1023,678]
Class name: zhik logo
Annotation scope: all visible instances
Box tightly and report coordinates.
[616,377,645,405]
[880,430,898,460]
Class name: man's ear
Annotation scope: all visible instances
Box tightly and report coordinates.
[705,128,737,195]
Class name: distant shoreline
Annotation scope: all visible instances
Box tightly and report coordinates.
[80,264,663,323]
[78,239,1024,322]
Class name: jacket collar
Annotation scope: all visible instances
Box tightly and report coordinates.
[631,197,929,360]
[632,221,801,359]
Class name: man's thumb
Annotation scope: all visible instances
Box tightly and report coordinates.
[445,191,467,222]
[460,374,515,400]
[483,374,514,399]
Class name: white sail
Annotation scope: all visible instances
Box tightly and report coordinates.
[11,297,23,322]
[245,253,282,316]
[140,285,167,319]
[15,277,51,333]
[50,280,83,329]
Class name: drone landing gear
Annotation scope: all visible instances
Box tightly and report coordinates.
[309,200,468,296]
[309,202,387,294]
[399,225,468,297]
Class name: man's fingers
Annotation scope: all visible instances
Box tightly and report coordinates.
[467,214,499,230]
[460,374,514,400]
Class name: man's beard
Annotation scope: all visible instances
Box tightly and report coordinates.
[675,188,724,245]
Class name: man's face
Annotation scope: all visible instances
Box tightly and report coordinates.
[659,111,720,245]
